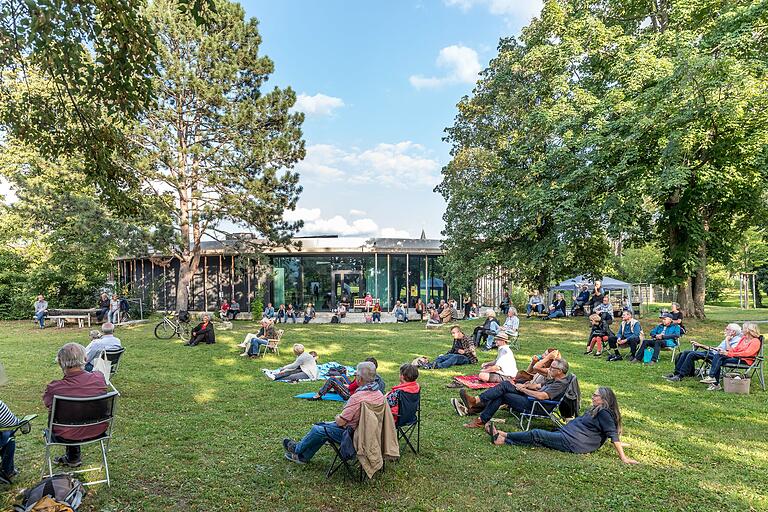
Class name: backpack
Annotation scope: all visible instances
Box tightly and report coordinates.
[178,310,190,323]
[119,298,130,312]
[14,474,86,512]
[330,315,340,324]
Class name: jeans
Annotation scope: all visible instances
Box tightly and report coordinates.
[108,310,120,323]
[247,337,269,356]
[433,353,470,369]
[274,369,309,382]
[0,431,15,475]
[674,350,710,377]
[395,311,408,322]
[295,421,345,461]
[547,310,565,319]
[526,304,544,316]
[635,339,666,362]
[504,429,573,452]
[372,312,381,322]
[478,381,534,423]
[96,307,109,322]
[34,311,46,328]
[708,355,742,380]
[303,316,312,324]
[608,336,638,356]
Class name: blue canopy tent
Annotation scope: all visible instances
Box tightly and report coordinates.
[548,275,634,309]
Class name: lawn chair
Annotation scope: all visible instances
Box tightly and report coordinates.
[323,424,364,482]
[721,335,765,391]
[104,348,126,377]
[43,391,119,486]
[660,334,683,361]
[258,329,284,357]
[509,374,580,431]
[395,391,420,455]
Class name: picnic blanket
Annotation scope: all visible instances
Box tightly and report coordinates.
[294,392,345,402]
[452,375,499,390]
[262,362,356,383]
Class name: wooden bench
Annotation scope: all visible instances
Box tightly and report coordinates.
[353,298,380,311]
[47,315,92,328]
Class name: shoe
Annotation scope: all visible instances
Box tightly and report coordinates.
[284,451,306,464]
[446,381,464,389]
[583,349,593,355]
[663,373,675,379]
[700,377,716,384]
[239,352,249,357]
[594,351,602,357]
[611,355,623,362]
[666,375,681,382]
[706,384,722,391]
[54,456,82,468]
[267,373,276,381]
[647,361,656,366]
[307,395,322,401]
[459,388,477,410]
[282,438,297,453]
[451,398,468,417]
[463,417,485,428]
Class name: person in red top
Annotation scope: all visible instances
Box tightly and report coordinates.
[186,314,215,346]
[43,343,108,468]
[701,322,762,390]
[219,300,230,320]
[386,363,420,423]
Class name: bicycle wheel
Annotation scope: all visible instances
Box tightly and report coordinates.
[177,322,191,340]
[154,320,176,339]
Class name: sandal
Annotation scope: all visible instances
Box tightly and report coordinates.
[484,422,500,444]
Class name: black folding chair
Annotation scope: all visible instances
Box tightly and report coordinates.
[396,391,420,455]
[721,336,765,391]
[104,348,126,377]
[323,425,363,482]
[43,391,119,486]
[510,375,580,431]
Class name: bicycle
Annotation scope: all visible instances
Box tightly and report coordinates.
[154,311,191,340]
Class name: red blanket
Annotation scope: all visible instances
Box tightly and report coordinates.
[452,375,498,389]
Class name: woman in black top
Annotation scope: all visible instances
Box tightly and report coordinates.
[589,280,604,311]
[186,314,215,346]
[670,302,686,334]
[486,386,638,464]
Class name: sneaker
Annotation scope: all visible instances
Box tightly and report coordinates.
[663,373,675,379]
[611,354,623,362]
[445,381,464,389]
[282,438,297,453]
[451,398,468,417]
[700,377,716,384]
[283,451,306,464]
[53,455,82,468]
[594,351,602,357]
[583,349,593,355]
[665,375,681,382]
[706,384,722,391]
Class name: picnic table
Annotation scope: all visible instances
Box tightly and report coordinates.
[46,308,99,328]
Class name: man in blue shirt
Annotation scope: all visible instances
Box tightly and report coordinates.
[607,310,642,361]
[631,313,681,364]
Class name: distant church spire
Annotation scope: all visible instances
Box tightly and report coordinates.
[420,228,426,240]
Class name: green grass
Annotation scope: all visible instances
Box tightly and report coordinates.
[0,308,766,511]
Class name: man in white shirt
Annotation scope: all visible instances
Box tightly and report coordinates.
[477,331,518,383]
[84,323,122,370]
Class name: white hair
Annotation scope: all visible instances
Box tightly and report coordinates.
[101,322,115,334]
[356,361,376,384]
[57,343,86,370]
[726,323,742,334]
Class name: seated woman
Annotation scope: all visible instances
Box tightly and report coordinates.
[219,300,230,321]
[486,386,638,464]
[478,331,518,383]
[309,357,384,400]
[337,303,347,319]
[473,310,500,350]
[186,314,215,346]
[386,364,420,423]
[469,303,479,319]
[544,293,566,320]
[285,304,297,323]
[415,298,425,320]
[665,323,743,382]
[502,307,520,335]
[392,301,408,322]
[585,313,612,357]
[239,319,276,357]
[525,292,545,317]
[270,344,319,382]
[426,308,441,326]
[700,322,761,390]
[372,303,382,322]
[364,293,374,312]
[275,304,286,324]
[302,303,316,324]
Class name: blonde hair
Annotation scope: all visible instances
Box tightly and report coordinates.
[293,343,305,355]
[742,322,761,339]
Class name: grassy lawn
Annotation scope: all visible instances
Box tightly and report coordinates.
[0,308,766,511]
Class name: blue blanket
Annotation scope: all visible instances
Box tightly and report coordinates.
[263,362,356,382]
[294,392,346,402]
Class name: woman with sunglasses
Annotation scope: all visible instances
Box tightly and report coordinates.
[486,386,638,464]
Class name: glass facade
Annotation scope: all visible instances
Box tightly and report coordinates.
[270,253,447,311]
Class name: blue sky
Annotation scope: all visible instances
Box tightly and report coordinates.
[243,0,543,239]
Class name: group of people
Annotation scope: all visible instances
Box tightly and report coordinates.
[33,292,128,329]
[218,299,241,321]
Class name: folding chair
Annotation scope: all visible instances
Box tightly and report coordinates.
[721,336,765,391]
[258,329,284,357]
[509,375,580,431]
[323,425,364,482]
[43,391,119,486]
[660,335,682,361]
[396,391,420,455]
[104,348,126,377]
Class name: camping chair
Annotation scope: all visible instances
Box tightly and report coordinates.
[509,375,580,431]
[660,334,683,362]
[396,391,420,455]
[43,391,119,486]
[258,329,284,357]
[323,425,364,482]
[721,336,765,391]
[104,348,126,377]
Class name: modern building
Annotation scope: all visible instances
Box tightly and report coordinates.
[115,235,451,312]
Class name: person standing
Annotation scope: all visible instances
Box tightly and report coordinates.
[33,295,48,329]
[464,295,472,319]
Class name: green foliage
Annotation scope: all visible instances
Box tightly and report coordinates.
[613,245,663,284]
[250,291,264,319]
[704,264,733,303]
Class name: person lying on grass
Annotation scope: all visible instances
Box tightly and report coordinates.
[476,331,517,383]
[459,358,570,428]
[269,344,319,382]
[308,357,385,400]
[422,325,477,369]
[485,386,638,465]
[283,361,384,464]
[238,318,276,357]
[385,363,420,423]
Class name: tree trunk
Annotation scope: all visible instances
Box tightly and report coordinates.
[176,251,201,311]
[676,278,695,318]
[691,242,707,319]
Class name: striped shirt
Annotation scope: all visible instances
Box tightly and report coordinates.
[0,400,19,428]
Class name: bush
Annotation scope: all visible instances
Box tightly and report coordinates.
[251,291,264,319]
[705,265,733,303]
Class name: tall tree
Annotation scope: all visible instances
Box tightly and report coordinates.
[133,0,304,310]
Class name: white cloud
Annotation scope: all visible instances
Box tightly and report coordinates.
[380,227,411,238]
[295,141,441,188]
[283,207,322,223]
[349,209,367,217]
[292,93,345,117]
[409,45,482,89]
[444,0,543,23]
[282,208,415,239]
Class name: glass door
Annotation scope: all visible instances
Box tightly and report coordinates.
[331,271,364,308]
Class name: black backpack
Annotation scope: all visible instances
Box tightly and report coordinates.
[178,310,190,323]
[14,474,86,511]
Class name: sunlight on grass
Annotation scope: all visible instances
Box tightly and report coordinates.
[212,357,237,366]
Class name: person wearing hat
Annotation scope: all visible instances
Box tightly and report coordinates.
[472,309,500,350]
[631,313,681,364]
[476,330,518,383]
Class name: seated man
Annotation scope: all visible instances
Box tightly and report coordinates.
[473,310,500,350]
[461,358,571,428]
[477,331,518,383]
[309,357,385,400]
[0,399,20,483]
[571,285,590,315]
[262,303,275,320]
[386,363,420,423]
[185,314,215,346]
[239,319,276,357]
[285,304,297,323]
[393,301,408,322]
[631,313,680,364]
[228,300,241,320]
[665,323,743,382]
[544,293,566,320]
[33,294,48,329]
[700,322,761,391]
[303,303,316,324]
[282,361,384,464]
[84,323,123,371]
[525,292,544,318]
[606,310,641,362]
[43,343,108,468]
[513,348,560,383]
[593,295,614,324]
[424,325,477,369]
